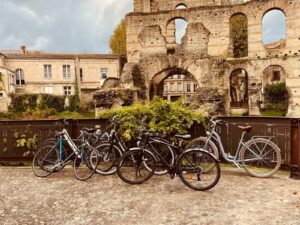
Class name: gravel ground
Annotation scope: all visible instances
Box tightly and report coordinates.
[0,167,299,225]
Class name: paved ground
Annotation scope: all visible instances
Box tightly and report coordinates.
[0,168,299,225]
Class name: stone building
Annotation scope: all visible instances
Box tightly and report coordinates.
[163,75,198,102]
[119,0,300,116]
[0,46,121,112]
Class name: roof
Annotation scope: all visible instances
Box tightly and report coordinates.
[4,52,121,60]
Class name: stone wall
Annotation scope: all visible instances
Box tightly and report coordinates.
[122,0,300,116]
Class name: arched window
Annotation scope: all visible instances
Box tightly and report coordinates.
[229,13,248,58]
[230,69,248,107]
[175,3,187,9]
[262,9,286,45]
[16,69,25,86]
[166,18,188,45]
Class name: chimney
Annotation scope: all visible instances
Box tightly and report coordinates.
[20,46,27,54]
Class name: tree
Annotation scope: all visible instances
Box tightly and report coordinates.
[109,19,127,55]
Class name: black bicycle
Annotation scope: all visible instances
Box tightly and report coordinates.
[117,129,221,191]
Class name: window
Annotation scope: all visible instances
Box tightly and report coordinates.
[44,65,52,79]
[193,83,198,92]
[63,65,71,79]
[44,86,53,94]
[170,82,175,92]
[178,75,181,79]
[0,92,3,97]
[272,71,281,81]
[101,68,108,80]
[63,86,71,96]
[186,83,191,92]
[164,83,168,92]
[80,68,83,82]
[178,82,182,91]
[16,69,25,86]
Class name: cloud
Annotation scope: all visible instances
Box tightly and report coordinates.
[0,0,133,53]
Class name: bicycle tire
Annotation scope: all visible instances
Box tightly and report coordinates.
[143,144,175,176]
[177,149,221,191]
[73,146,99,181]
[93,143,122,176]
[239,138,281,178]
[188,136,219,159]
[32,144,60,177]
[117,149,156,185]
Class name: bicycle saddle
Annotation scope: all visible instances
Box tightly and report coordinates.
[83,128,97,133]
[238,126,252,132]
[174,134,191,140]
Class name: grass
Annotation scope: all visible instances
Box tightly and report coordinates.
[261,110,286,117]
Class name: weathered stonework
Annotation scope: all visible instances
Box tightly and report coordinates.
[120,0,300,116]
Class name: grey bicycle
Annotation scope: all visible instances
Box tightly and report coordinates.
[189,117,282,178]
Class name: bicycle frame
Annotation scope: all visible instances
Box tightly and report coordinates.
[205,128,269,168]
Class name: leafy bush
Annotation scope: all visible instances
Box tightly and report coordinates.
[38,94,65,112]
[262,82,289,116]
[9,94,38,113]
[98,97,204,140]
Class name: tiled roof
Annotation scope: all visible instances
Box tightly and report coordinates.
[4,52,121,60]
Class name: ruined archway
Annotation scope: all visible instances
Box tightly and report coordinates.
[149,67,198,101]
[230,68,249,109]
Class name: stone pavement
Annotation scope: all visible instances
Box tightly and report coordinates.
[0,168,299,225]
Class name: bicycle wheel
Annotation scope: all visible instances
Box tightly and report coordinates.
[145,142,175,176]
[32,144,59,177]
[93,143,122,176]
[73,146,99,181]
[239,138,281,178]
[188,137,219,159]
[177,149,220,191]
[117,149,156,185]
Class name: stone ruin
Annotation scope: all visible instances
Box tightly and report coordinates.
[96,0,300,116]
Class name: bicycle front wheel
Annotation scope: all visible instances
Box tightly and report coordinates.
[32,144,59,177]
[177,149,220,191]
[188,136,219,159]
[117,149,156,185]
[239,138,281,178]
[73,146,99,181]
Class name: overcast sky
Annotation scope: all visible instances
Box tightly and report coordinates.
[0,1,285,54]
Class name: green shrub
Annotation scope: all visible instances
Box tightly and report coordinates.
[262,82,289,116]
[98,97,204,140]
[38,94,65,112]
[9,94,38,113]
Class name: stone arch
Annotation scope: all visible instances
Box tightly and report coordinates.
[262,8,286,46]
[229,12,248,58]
[102,77,120,89]
[166,16,188,48]
[175,3,188,9]
[149,67,198,100]
[262,65,286,87]
[229,68,249,108]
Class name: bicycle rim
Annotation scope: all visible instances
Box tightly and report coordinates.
[178,149,220,191]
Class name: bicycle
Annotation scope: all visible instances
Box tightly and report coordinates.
[32,120,99,181]
[189,117,282,178]
[117,129,221,191]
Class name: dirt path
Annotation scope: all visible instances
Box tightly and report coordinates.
[0,168,299,225]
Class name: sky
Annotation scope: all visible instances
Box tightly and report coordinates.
[0,0,285,54]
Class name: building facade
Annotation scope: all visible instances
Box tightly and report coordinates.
[119,0,300,116]
[163,75,198,102]
[0,47,121,112]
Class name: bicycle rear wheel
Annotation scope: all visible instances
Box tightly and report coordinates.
[32,144,59,177]
[177,149,220,191]
[93,143,122,176]
[117,149,156,185]
[73,146,99,181]
[239,138,281,178]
